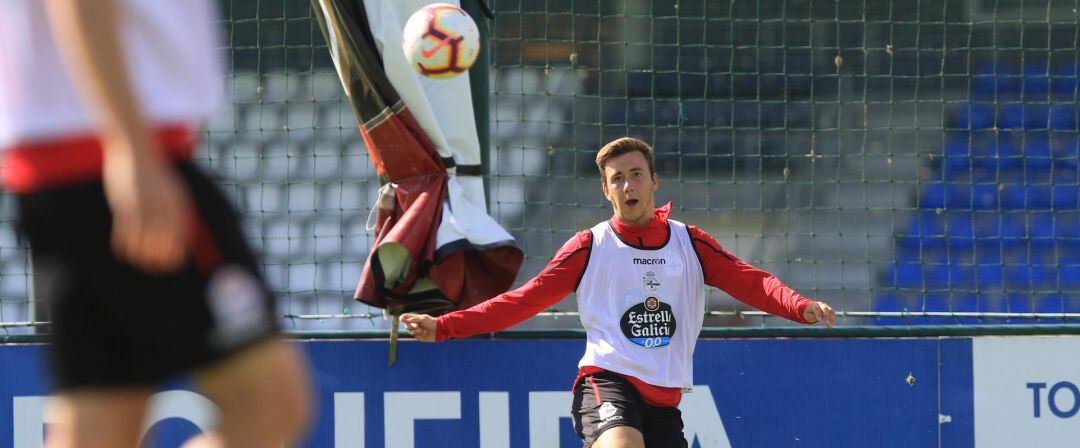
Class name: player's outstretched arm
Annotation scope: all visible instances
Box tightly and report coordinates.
[400,314,438,342]
[802,301,836,328]
[44,0,190,273]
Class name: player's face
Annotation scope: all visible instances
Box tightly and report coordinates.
[601,151,659,227]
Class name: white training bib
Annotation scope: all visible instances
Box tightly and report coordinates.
[576,219,706,389]
[0,0,225,147]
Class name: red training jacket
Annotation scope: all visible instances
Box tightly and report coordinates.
[435,202,813,406]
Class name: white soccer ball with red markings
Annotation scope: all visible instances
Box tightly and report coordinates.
[402,3,480,79]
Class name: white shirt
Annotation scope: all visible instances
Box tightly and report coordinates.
[576,219,707,389]
[0,0,225,147]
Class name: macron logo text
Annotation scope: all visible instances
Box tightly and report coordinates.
[633,258,667,265]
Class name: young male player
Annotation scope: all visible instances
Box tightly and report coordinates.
[0,0,311,446]
[402,137,836,447]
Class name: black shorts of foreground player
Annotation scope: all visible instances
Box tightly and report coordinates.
[18,161,312,447]
[402,137,836,448]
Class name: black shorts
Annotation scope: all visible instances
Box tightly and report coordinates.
[17,162,278,391]
[571,371,687,448]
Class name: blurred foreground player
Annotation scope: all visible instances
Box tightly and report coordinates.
[0,0,311,446]
[403,137,835,448]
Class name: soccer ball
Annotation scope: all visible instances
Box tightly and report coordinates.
[402,3,480,79]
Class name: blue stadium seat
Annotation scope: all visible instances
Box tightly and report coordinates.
[627,72,652,98]
[680,101,706,127]
[916,294,951,325]
[599,73,627,97]
[627,99,652,125]
[602,100,628,125]
[704,73,733,99]
[705,101,731,127]
[871,293,905,325]
[997,214,1027,250]
[1052,185,1079,210]
[1051,135,1079,169]
[951,294,982,324]
[923,264,951,289]
[968,214,1016,251]
[973,239,1007,263]
[889,262,958,289]
[1066,295,1080,313]
[975,293,1009,324]
[679,73,707,98]
[888,262,923,288]
[898,212,947,251]
[1036,293,1066,324]
[976,133,1022,171]
[653,72,679,98]
[1005,294,1036,317]
[894,246,924,263]
[976,264,1004,288]
[946,213,975,251]
[920,183,989,210]
[997,104,1026,130]
[761,103,787,128]
[1023,104,1051,129]
[919,183,948,209]
[1003,265,1046,289]
[1037,293,1065,311]
[732,74,758,100]
[1054,212,1080,241]
[655,100,680,126]
[732,103,759,128]
[942,136,974,173]
[953,104,994,130]
[1001,185,1076,211]
[1022,64,1051,100]
[1028,211,1056,250]
[935,160,973,180]
[972,184,1001,210]
[1000,184,1028,210]
[947,264,977,289]
[1021,133,1054,172]
[1060,244,1080,267]
[972,63,1021,100]
[1061,265,1080,291]
[1051,65,1078,101]
[1048,104,1078,131]
[787,73,812,98]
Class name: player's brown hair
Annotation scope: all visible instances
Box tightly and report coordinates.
[595,137,655,181]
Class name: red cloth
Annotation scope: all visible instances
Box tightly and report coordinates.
[354,106,523,312]
[354,108,448,309]
[435,203,814,406]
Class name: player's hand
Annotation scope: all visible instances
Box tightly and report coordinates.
[103,142,190,274]
[400,313,437,342]
[803,301,836,328]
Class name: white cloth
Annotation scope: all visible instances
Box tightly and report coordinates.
[576,219,706,389]
[0,0,225,147]
[360,0,514,249]
[361,0,483,167]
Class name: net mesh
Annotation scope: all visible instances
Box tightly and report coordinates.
[0,0,1077,333]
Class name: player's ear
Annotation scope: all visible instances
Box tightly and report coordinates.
[651,172,659,191]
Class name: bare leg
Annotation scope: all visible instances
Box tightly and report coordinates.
[45,389,152,448]
[593,426,646,448]
[182,339,312,448]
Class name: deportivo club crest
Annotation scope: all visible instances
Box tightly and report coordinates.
[620,296,676,348]
[643,271,661,293]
